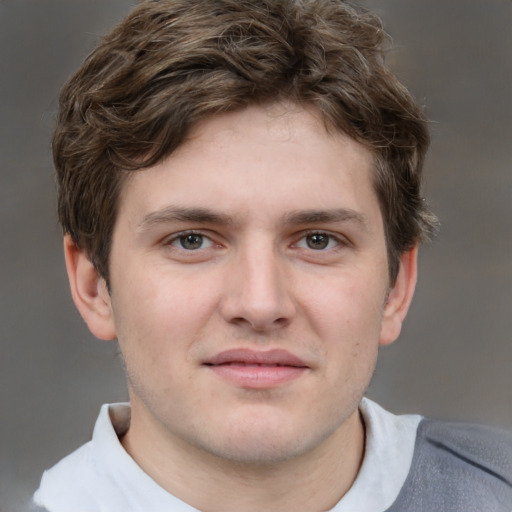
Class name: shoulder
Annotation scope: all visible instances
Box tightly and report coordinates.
[420,418,512,478]
[33,442,103,512]
[32,403,133,512]
[388,418,512,512]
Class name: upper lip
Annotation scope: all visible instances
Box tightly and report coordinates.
[204,348,309,367]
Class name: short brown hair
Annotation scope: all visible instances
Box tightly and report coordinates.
[54,0,438,284]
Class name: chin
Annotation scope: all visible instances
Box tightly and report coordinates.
[207,437,314,466]
[196,415,340,466]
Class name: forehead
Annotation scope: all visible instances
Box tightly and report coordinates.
[177,103,372,168]
[117,103,379,226]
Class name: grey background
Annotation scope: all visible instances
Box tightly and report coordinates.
[1,1,510,510]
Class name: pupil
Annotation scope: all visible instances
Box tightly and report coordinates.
[307,234,329,250]
[181,234,202,250]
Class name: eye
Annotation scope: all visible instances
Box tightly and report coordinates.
[295,232,340,250]
[170,232,214,250]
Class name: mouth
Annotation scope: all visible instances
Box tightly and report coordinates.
[203,348,310,389]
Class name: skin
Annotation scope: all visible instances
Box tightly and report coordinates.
[65,103,417,512]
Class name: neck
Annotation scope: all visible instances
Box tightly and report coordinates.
[121,402,365,512]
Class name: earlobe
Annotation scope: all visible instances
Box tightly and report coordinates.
[379,247,418,347]
[63,235,117,341]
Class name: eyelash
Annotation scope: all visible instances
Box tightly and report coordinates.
[163,230,216,251]
[293,231,348,252]
[163,230,347,252]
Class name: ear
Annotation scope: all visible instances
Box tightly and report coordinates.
[379,246,418,346]
[63,235,117,341]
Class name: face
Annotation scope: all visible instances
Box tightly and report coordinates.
[71,103,415,466]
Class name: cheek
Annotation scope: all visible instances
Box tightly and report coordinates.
[110,268,220,362]
[303,273,385,382]
[305,272,386,337]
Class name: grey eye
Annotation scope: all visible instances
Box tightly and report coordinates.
[306,233,330,250]
[179,234,204,250]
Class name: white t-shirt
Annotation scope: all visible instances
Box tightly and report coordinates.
[33,398,421,512]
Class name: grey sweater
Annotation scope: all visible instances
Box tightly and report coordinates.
[387,418,512,511]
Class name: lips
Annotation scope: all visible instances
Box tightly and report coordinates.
[203,349,309,388]
[205,348,309,367]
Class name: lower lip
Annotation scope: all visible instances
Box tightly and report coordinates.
[206,364,308,389]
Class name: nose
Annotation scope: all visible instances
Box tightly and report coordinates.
[219,241,296,333]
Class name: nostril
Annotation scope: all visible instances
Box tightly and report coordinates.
[228,315,289,332]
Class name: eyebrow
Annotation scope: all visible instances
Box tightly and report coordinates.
[137,206,369,232]
[283,208,369,229]
[137,206,233,232]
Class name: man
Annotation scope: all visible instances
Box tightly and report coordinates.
[33,0,512,510]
